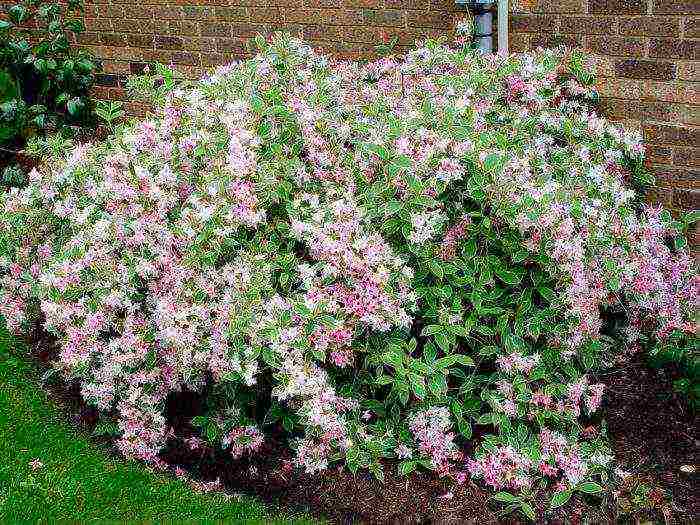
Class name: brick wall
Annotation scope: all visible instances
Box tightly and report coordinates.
[78,1,470,110]
[17,1,700,242]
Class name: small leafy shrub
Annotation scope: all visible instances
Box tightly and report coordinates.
[94,100,125,133]
[1,163,26,186]
[0,32,697,514]
[614,473,670,521]
[0,0,96,146]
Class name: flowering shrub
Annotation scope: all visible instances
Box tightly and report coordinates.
[0,32,697,513]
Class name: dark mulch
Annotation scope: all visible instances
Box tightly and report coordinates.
[599,359,699,523]
[12,325,699,524]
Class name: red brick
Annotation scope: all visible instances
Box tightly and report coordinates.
[363,9,406,27]
[126,34,154,48]
[559,16,616,34]
[214,7,249,21]
[615,59,677,80]
[511,15,558,32]
[304,24,345,41]
[249,8,282,24]
[201,22,232,37]
[532,0,585,13]
[652,166,699,190]
[649,38,699,60]
[385,0,427,7]
[531,33,584,48]
[155,35,184,50]
[674,189,700,209]
[85,18,113,32]
[589,0,645,14]
[646,186,674,209]
[75,32,101,45]
[645,144,674,163]
[678,62,699,82]
[180,6,216,20]
[643,123,700,146]
[600,98,680,120]
[328,10,365,26]
[674,147,700,168]
[217,38,247,54]
[685,18,700,38]
[510,33,532,52]
[618,17,681,36]
[201,53,229,66]
[652,0,700,14]
[585,36,645,56]
[407,10,454,29]
[96,5,124,18]
[94,73,121,87]
[306,0,345,6]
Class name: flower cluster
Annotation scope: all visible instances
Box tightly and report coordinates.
[409,407,461,476]
[0,33,696,509]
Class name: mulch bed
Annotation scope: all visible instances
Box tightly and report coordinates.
[19,324,698,525]
[600,361,699,523]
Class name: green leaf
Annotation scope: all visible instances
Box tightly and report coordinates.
[434,356,455,370]
[393,154,412,168]
[683,210,700,225]
[464,239,477,259]
[477,413,494,425]
[495,268,523,285]
[550,490,572,509]
[394,381,410,405]
[64,19,86,33]
[385,200,402,216]
[409,374,426,399]
[409,359,431,375]
[434,333,452,353]
[482,153,502,172]
[398,460,417,475]
[452,354,475,366]
[577,482,603,494]
[66,97,84,116]
[429,260,444,279]
[457,417,472,438]
[493,491,518,503]
[537,287,555,302]
[474,324,494,336]
[428,374,447,396]
[375,375,394,386]
[520,502,535,521]
[421,324,443,337]
[8,5,28,24]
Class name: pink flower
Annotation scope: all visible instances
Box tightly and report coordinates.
[9,263,22,279]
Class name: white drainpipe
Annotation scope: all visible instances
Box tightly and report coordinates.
[498,0,509,55]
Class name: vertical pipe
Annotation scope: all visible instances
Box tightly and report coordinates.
[498,0,509,55]
[475,8,493,53]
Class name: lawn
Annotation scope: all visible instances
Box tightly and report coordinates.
[0,321,304,522]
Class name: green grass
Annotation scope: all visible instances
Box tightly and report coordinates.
[0,322,308,522]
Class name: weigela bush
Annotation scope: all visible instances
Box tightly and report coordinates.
[1,32,697,510]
